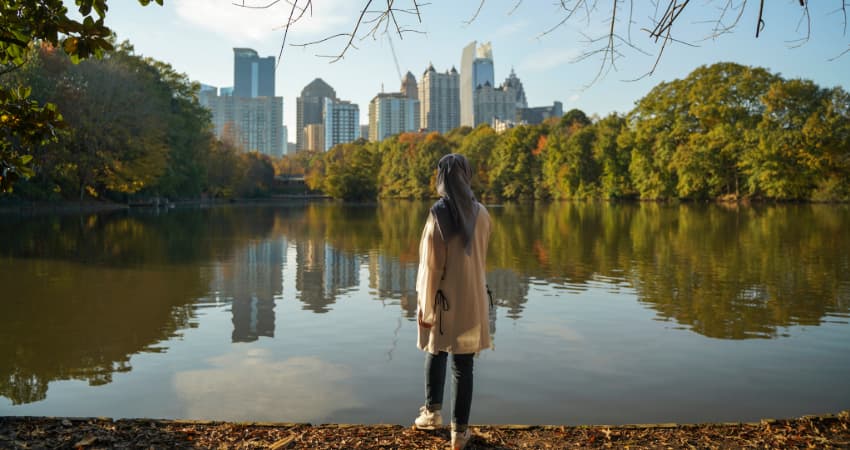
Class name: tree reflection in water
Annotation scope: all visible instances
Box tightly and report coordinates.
[1,202,848,405]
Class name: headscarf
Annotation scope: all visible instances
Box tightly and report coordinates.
[431,153,479,255]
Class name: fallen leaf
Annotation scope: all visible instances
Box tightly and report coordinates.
[269,433,297,450]
[74,434,97,447]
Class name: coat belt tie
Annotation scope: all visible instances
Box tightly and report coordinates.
[434,289,449,335]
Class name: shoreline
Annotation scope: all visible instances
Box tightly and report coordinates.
[2,411,848,449]
[2,196,849,216]
[0,196,332,216]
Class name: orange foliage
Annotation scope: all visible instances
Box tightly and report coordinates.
[568,122,584,135]
[397,132,421,145]
[533,135,548,156]
[533,240,550,266]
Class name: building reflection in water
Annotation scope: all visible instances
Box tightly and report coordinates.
[206,217,540,345]
[295,240,360,314]
[368,252,418,319]
[487,269,529,321]
[210,238,285,343]
[210,235,361,344]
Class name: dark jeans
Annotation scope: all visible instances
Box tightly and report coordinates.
[425,351,474,429]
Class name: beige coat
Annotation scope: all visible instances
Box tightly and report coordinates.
[416,203,492,354]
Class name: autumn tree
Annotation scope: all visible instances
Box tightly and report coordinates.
[321,140,380,201]
[0,0,162,192]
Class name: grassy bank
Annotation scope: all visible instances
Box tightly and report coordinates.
[2,411,848,449]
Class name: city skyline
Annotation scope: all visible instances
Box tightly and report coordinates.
[200,48,285,157]
[93,2,849,136]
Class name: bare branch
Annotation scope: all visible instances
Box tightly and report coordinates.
[247,0,848,80]
[755,0,765,37]
[323,0,374,62]
[464,0,485,25]
[704,0,748,40]
[827,1,848,35]
[507,0,523,16]
[412,0,424,23]
[787,1,812,47]
[537,0,590,39]
[290,33,352,47]
[828,44,850,61]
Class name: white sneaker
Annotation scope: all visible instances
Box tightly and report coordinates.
[413,405,441,430]
[451,428,471,450]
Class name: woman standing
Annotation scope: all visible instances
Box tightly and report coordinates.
[413,153,492,450]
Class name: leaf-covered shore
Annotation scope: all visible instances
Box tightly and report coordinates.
[2,411,848,449]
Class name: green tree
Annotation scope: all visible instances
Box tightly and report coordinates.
[560,108,591,129]
[205,138,240,198]
[0,0,162,192]
[377,132,451,199]
[144,59,214,199]
[671,63,776,199]
[456,124,497,197]
[741,79,828,200]
[20,44,170,199]
[805,87,850,201]
[593,113,633,199]
[322,140,380,201]
[489,125,544,200]
[542,123,599,199]
[235,151,274,197]
[626,63,786,200]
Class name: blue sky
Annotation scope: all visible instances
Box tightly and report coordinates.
[99,1,849,136]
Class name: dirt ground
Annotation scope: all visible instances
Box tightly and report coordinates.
[1,411,848,449]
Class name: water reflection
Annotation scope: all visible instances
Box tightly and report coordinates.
[368,254,418,318]
[0,258,203,405]
[1,202,849,406]
[173,349,360,422]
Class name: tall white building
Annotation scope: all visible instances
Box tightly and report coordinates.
[419,64,460,134]
[461,41,494,127]
[323,98,360,151]
[199,48,284,158]
[200,88,285,157]
[368,93,420,142]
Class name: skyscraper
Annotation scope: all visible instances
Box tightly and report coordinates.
[474,82,517,127]
[233,48,275,98]
[473,43,495,89]
[201,92,285,157]
[368,92,420,141]
[296,78,337,151]
[323,98,360,151]
[504,68,528,109]
[460,41,495,127]
[401,71,418,100]
[474,69,528,127]
[199,48,284,157]
[419,64,459,134]
[460,42,476,127]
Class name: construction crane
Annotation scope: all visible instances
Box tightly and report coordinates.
[387,33,403,83]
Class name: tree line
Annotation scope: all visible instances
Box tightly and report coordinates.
[295,62,850,202]
[2,42,276,201]
[4,51,849,203]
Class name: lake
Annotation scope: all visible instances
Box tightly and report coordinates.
[1,201,848,425]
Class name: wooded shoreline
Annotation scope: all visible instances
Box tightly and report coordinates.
[3,195,850,217]
[2,411,848,449]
